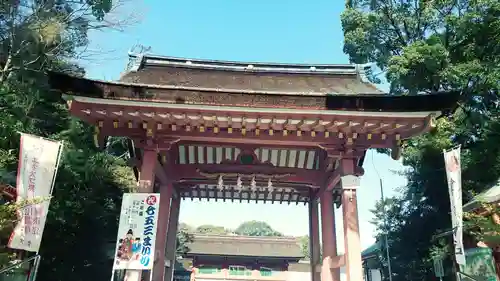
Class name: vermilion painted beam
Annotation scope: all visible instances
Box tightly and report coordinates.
[105,128,399,149]
[323,167,343,193]
[315,164,365,199]
[168,140,321,150]
[167,164,322,187]
[131,152,170,185]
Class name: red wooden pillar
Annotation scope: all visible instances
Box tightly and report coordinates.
[152,182,174,281]
[164,195,181,281]
[340,158,363,281]
[127,149,158,281]
[320,190,340,281]
[308,194,321,281]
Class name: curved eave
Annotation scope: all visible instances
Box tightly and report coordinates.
[50,71,381,97]
[48,71,459,113]
[185,253,304,260]
[64,94,444,118]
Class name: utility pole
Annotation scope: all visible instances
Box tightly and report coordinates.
[379,179,393,281]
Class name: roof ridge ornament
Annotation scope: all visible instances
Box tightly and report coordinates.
[126,44,151,72]
[356,63,373,83]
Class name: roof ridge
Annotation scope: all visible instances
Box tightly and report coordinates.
[192,233,299,241]
[128,52,360,68]
[126,52,369,75]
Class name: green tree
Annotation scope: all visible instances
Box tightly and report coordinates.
[0,0,138,280]
[234,221,283,237]
[176,223,194,256]
[195,224,229,235]
[342,0,500,280]
[298,235,310,259]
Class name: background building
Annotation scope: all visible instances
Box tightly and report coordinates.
[175,234,346,281]
[361,243,381,281]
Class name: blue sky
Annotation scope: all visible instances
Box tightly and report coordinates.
[83,0,407,250]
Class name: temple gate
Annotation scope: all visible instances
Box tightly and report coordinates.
[48,53,458,281]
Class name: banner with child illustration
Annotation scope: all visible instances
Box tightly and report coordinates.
[112,193,161,270]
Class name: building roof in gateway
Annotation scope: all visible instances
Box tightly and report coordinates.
[186,234,303,259]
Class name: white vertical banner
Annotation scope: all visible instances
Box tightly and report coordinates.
[8,133,63,252]
[112,193,161,270]
[443,147,466,265]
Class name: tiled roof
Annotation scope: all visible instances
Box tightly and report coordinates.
[361,242,380,259]
[120,53,383,95]
[463,181,500,211]
[186,234,303,258]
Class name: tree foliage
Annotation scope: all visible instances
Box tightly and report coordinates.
[195,224,230,235]
[0,0,138,280]
[234,220,283,237]
[298,235,310,259]
[175,221,284,255]
[342,0,500,280]
[464,203,500,243]
[177,224,194,256]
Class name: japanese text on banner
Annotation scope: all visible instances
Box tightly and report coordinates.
[8,133,62,252]
[112,193,160,270]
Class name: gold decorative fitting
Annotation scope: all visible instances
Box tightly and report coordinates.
[199,126,205,133]
[214,127,220,133]
[347,138,353,145]
[142,122,148,129]
[241,128,246,135]
[325,131,330,138]
[367,133,372,140]
[297,130,302,136]
[339,132,344,138]
[128,121,133,128]
[269,129,274,136]
[382,134,387,140]
[255,128,260,136]
[396,124,404,128]
[395,134,401,140]
[283,130,288,136]
[162,155,167,163]
[113,121,118,128]
[185,125,191,132]
[353,132,358,139]
[311,131,316,137]
[98,121,103,128]
[228,127,233,134]
[146,129,153,137]
[171,124,177,131]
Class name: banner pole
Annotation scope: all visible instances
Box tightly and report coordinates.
[49,141,64,195]
[37,140,64,257]
[28,255,41,281]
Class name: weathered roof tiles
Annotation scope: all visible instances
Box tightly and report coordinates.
[120,53,383,96]
[186,234,304,258]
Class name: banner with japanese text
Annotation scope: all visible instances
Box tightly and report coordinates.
[8,133,63,252]
[443,147,466,265]
[112,193,161,270]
